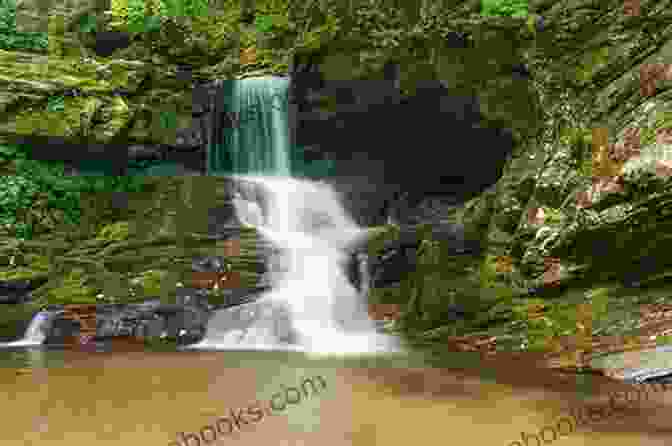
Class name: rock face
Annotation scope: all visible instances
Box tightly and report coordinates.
[194,296,299,348]
[285,51,529,225]
[353,223,480,290]
[12,253,281,346]
[0,278,48,304]
[291,75,516,200]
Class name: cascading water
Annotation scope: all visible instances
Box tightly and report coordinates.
[189,76,400,355]
[191,176,399,355]
[0,309,61,347]
[208,76,291,176]
[241,176,399,355]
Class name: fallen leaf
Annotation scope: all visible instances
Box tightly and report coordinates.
[656,127,672,145]
[654,160,672,179]
[527,207,545,225]
[495,255,513,273]
[623,0,641,16]
[240,47,257,65]
[576,189,593,209]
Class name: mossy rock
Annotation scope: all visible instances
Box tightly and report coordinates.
[0,254,52,281]
[641,110,672,147]
[96,221,131,242]
[575,46,610,84]
[129,269,169,298]
[46,267,98,304]
[0,267,50,281]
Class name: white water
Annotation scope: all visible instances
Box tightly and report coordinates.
[0,310,55,347]
[192,75,399,355]
[191,175,400,356]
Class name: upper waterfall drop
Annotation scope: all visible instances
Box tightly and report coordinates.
[209,76,291,177]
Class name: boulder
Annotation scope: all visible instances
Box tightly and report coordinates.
[0,278,47,304]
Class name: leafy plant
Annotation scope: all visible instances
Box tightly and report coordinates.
[481,0,529,18]
[0,0,48,51]
[127,0,148,33]
[0,144,146,240]
[77,13,98,34]
[46,95,65,113]
[254,14,275,33]
[0,174,40,238]
[110,0,208,32]
[159,110,177,130]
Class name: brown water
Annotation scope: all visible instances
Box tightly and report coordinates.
[1,347,672,446]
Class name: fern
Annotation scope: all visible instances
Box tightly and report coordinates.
[0,0,48,51]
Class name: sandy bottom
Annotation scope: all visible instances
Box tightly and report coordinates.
[1,349,672,446]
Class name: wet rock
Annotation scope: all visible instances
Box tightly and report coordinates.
[94,299,209,345]
[197,296,299,347]
[128,145,163,161]
[191,255,231,273]
[365,224,481,289]
[174,126,204,150]
[0,278,47,304]
[175,286,212,309]
[175,64,194,83]
[88,31,135,58]
[205,205,239,235]
[291,70,518,213]
[44,317,81,344]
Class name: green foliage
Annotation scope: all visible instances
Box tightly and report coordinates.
[77,13,98,34]
[0,0,48,51]
[542,207,565,225]
[46,95,65,113]
[0,144,146,240]
[0,174,40,239]
[481,0,529,18]
[159,110,177,130]
[641,110,672,147]
[162,0,208,19]
[127,0,156,33]
[656,335,672,346]
[110,0,208,33]
[511,289,611,352]
[254,14,275,33]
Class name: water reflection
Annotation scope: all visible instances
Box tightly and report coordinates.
[1,348,671,446]
[0,347,65,370]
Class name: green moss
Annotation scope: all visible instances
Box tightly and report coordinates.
[365,225,400,258]
[130,269,168,298]
[575,46,610,84]
[641,110,672,147]
[15,96,102,138]
[0,266,49,281]
[47,267,97,303]
[92,96,132,143]
[96,221,130,242]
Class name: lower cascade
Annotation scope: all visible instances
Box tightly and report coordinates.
[187,176,401,355]
[0,309,61,347]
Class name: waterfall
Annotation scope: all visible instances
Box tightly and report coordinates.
[357,252,371,298]
[192,175,399,355]
[188,76,400,355]
[0,310,61,347]
[209,76,291,176]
